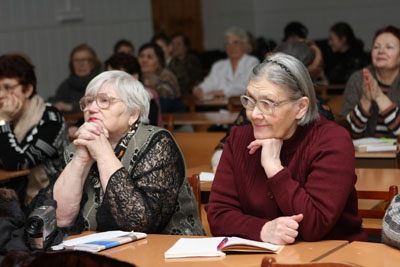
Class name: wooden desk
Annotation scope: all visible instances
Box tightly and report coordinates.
[318,241,400,267]
[355,150,397,168]
[95,234,348,266]
[183,95,230,112]
[355,168,400,191]
[194,97,229,111]
[170,112,238,126]
[165,111,238,132]
[0,168,30,182]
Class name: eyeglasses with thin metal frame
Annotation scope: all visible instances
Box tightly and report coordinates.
[79,93,123,111]
[240,95,290,115]
[0,83,20,94]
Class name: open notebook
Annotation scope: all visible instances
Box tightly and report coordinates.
[164,237,283,258]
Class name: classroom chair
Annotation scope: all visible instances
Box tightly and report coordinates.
[357,185,398,239]
[187,174,201,220]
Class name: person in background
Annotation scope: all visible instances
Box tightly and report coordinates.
[105,52,163,127]
[341,25,400,139]
[151,33,173,67]
[169,32,203,95]
[48,43,102,113]
[282,21,309,42]
[138,42,185,113]
[382,194,400,249]
[30,70,205,235]
[211,40,334,172]
[113,39,135,56]
[193,26,259,99]
[206,53,367,244]
[324,22,370,84]
[0,54,69,207]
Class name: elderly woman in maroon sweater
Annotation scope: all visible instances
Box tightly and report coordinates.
[206,53,367,245]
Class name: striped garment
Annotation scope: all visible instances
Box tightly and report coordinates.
[341,65,400,138]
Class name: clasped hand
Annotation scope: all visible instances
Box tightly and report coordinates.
[362,68,382,102]
[73,120,111,164]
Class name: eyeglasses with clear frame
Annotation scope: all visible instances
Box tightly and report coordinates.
[0,83,20,94]
[79,93,123,111]
[240,95,291,115]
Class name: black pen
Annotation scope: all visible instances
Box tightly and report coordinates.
[216,237,229,251]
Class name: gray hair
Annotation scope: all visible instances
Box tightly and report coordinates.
[250,53,319,125]
[224,26,248,43]
[85,70,150,124]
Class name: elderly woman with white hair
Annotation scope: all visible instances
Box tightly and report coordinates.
[193,26,259,99]
[30,70,205,236]
[206,53,367,244]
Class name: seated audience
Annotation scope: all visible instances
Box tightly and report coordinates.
[324,22,370,84]
[0,54,69,207]
[48,43,102,113]
[382,194,400,249]
[113,38,135,56]
[169,32,203,95]
[193,26,259,99]
[341,25,400,138]
[138,42,185,113]
[105,52,163,127]
[211,40,334,172]
[282,21,309,42]
[30,71,204,235]
[206,53,367,244]
[151,33,173,67]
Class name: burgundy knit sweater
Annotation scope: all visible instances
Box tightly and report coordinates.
[206,116,367,242]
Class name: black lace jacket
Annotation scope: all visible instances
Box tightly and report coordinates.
[30,124,204,236]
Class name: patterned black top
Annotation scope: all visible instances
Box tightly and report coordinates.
[31,124,205,236]
[0,103,69,181]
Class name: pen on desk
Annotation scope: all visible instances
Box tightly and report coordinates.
[216,237,229,251]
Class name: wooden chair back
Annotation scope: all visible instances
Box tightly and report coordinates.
[187,174,201,220]
[357,185,398,235]
[62,112,83,127]
[228,96,242,112]
[183,94,196,112]
[261,257,361,267]
[162,113,175,134]
[174,132,226,171]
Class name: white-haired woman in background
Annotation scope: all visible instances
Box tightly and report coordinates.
[193,26,259,99]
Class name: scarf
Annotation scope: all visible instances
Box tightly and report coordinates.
[12,94,48,205]
[13,94,45,143]
[81,122,138,230]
